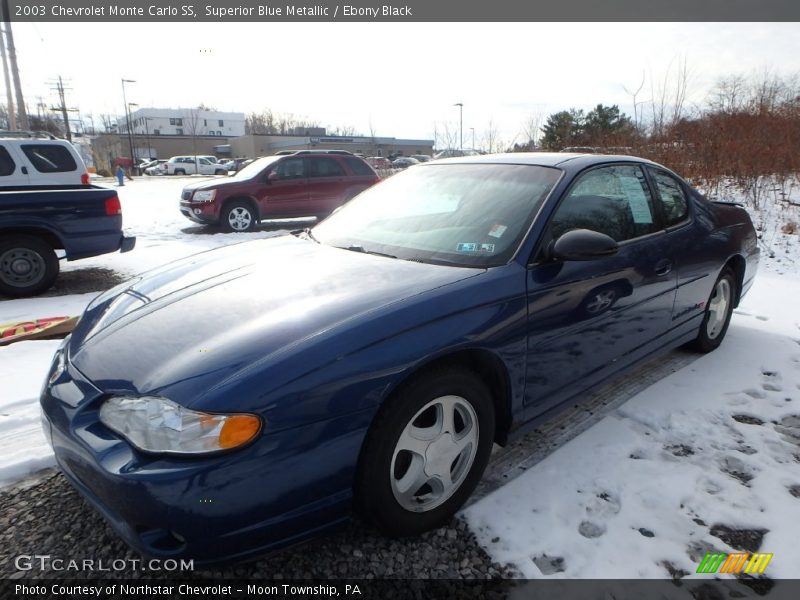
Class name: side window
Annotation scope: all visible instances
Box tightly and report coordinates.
[650,169,689,227]
[550,165,658,243]
[344,157,374,176]
[309,157,346,178]
[0,145,16,176]
[199,158,211,165]
[273,158,305,179]
[21,144,78,173]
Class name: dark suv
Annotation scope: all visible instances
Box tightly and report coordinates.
[179,151,380,231]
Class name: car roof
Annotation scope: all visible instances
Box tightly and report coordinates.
[431,152,661,170]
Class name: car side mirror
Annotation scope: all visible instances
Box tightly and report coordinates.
[266,171,280,183]
[551,229,619,261]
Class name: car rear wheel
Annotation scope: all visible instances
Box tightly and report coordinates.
[689,267,736,353]
[222,201,256,232]
[355,367,494,536]
[174,169,186,176]
[0,235,60,298]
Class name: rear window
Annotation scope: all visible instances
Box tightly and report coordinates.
[22,144,77,173]
[0,145,15,176]
[344,157,375,176]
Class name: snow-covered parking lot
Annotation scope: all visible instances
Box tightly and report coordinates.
[1,175,799,582]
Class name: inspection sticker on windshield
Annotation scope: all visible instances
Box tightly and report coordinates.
[488,224,507,238]
[456,243,495,253]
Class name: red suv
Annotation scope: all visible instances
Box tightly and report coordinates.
[179,151,380,231]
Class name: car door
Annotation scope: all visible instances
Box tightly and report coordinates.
[524,163,677,417]
[0,144,27,187]
[258,157,310,217]
[646,166,711,331]
[306,156,349,214]
[197,157,215,175]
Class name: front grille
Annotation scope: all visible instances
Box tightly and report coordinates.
[181,190,192,200]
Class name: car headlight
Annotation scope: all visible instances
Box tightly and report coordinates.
[192,190,216,203]
[99,396,262,455]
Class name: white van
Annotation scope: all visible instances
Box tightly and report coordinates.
[165,156,228,176]
[0,133,89,188]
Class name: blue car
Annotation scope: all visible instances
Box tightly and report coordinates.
[41,153,759,563]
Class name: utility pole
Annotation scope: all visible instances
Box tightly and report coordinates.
[50,76,75,141]
[0,25,15,129]
[1,1,29,130]
[121,78,136,168]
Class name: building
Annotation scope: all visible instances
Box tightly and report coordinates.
[121,108,246,139]
[91,133,234,172]
[229,132,434,159]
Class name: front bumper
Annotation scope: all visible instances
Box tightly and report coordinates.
[40,347,364,564]
[179,200,219,225]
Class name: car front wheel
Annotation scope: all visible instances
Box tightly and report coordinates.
[222,202,256,232]
[356,367,495,535]
[0,235,60,297]
[689,267,736,353]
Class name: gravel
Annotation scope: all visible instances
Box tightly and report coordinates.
[0,471,516,581]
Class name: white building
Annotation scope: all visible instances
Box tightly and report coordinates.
[121,108,246,138]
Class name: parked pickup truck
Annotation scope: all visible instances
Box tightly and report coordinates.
[0,186,136,297]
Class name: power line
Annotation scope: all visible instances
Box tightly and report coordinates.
[48,76,77,141]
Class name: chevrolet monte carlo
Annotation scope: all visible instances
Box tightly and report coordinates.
[41,153,759,563]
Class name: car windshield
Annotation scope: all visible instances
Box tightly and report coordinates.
[228,156,282,180]
[313,163,561,267]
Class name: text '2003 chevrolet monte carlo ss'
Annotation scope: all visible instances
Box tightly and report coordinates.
[41,153,758,563]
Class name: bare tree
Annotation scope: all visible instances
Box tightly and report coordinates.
[622,70,646,131]
[648,56,692,138]
[481,118,501,154]
[709,74,748,114]
[99,114,116,133]
[432,120,459,152]
[184,108,202,171]
[519,111,544,149]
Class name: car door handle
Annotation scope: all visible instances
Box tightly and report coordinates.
[654,259,673,276]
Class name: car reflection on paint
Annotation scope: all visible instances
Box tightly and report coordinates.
[41,153,759,564]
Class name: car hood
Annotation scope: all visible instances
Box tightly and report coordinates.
[181,176,244,194]
[69,235,482,400]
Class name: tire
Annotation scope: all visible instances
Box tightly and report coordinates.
[355,366,495,536]
[222,201,257,232]
[174,169,186,176]
[215,169,227,176]
[0,235,60,297]
[689,267,736,353]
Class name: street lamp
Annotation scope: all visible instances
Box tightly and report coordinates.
[470,127,475,151]
[127,102,139,161]
[144,117,153,160]
[121,78,136,172]
[454,103,463,150]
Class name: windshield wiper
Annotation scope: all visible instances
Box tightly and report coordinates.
[338,245,397,259]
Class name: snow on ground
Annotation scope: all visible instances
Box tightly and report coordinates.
[1,175,799,580]
[60,176,285,277]
[463,275,800,579]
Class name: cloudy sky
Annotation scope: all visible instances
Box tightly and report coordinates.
[7,22,800,146]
